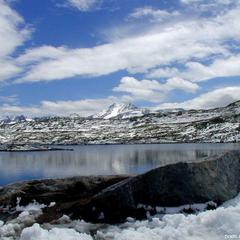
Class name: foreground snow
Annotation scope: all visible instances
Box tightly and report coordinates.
[1,194,240,240]
[21,225,92,240]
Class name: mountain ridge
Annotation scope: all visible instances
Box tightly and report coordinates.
[0,100,239,146]
[1,100,240,121]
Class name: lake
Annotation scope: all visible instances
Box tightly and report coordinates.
[0,143,239,186]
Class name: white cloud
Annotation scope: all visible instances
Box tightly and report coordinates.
[181,0,235,5]
[129,7,180,22]
[0,0,29,58]
[181,0,201,3]
[147,54,240,82]
[13,4,240,83]
[65,0,97,11]
[113,76,199,103]
[166,77,199,92]
[0,60,21,81]
[157,86,240,109]
[113,77,166,103]
[180,0,237,8]
[180,0,239,17]
[0,94,18,104]
[0,96,122,117]
[0,0,30,82]
[17,45,67,64]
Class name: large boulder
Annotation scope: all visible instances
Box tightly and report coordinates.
[0,175,129,222]
[0,151,239,224]
[79,151,240,223]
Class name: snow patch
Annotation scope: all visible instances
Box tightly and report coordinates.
[96,194,240,240]
[20,223,93,240]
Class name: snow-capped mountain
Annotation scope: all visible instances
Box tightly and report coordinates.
[93,103,148,119]
[0,100,239,146]
[0,115,28,124]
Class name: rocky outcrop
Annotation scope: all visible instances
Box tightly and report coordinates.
[0,151,239,224]
[0,175,129,222]
[79,151,240,222]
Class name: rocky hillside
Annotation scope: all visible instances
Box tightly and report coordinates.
[0,101,239,146]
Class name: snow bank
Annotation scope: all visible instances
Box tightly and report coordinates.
[0,200,53,239]
[1,194,240,240]
[96,194,240,240]
[20,223,93,240]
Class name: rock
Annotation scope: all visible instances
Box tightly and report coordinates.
[79,151,240,223]
[0,175,129,222]
[0,151,239,224]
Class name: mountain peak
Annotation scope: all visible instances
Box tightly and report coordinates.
[93,103,140,119]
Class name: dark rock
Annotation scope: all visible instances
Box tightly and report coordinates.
[180,207,195,214]
[79,151,240,223]
[0,175,129,222]
[0,151,239,224]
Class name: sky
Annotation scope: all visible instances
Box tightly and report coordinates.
[0,0,240,117]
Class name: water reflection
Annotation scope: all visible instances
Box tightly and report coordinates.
[0,143,239,185]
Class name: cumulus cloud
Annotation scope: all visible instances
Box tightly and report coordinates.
[64,0,97,11]
[165,77,199,92]
[157,86,240,109]
[113,76,199,102]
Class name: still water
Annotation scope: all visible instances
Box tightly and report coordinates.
[0,143,239,186]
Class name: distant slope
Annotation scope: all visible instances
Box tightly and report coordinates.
[0,100,239,146]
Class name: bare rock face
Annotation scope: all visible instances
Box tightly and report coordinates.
[79,151,240,223]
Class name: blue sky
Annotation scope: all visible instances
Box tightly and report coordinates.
[0,0,239,117]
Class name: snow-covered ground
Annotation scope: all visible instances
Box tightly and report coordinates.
[0,101,239,147]
[1,194,240,240]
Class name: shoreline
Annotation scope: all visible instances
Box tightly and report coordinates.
[0,141,239,152]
